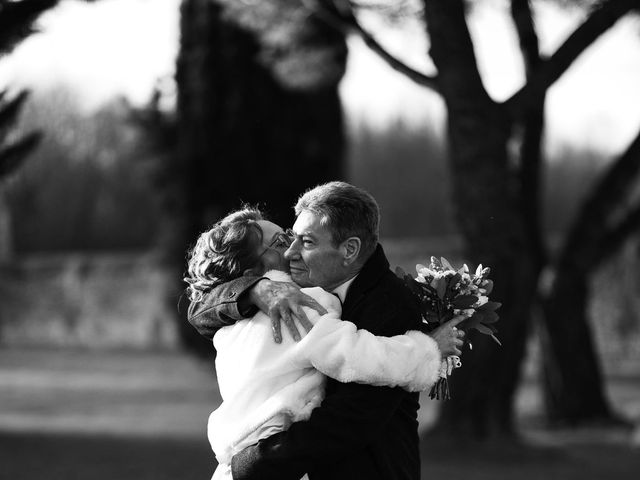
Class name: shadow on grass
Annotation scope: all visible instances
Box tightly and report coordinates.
[420,432,640,480]
[4,429,638,480]
[0,431,217,480]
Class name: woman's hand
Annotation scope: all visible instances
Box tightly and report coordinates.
[249,279,327,343]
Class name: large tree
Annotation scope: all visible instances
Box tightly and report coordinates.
[0,0,62,264]
[172,0,348,352]
[308,0,640,437]
[426,0,640,433]
[0,0,59,181]
[0,1,104,231]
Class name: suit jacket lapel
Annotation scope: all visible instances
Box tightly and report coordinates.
[342,244,389,322]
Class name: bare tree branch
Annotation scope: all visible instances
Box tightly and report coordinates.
[0,90,29,133]
[510,0,548,267]
[0,131,41,177]
[594,203,640,266]
[560,126,640,271]
[511,0,541,75]
[350,0,423,15]
[302,0,440,91]
[504,0,639,117]
[0,0,59,56]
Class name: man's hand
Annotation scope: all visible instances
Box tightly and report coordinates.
[249,279,328,343]
[429,315,465,358]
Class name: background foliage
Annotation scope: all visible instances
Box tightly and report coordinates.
[5,95,612,251]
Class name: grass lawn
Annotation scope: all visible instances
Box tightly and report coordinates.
[1,348,638,479]
[422,445,640,480]
[0,431,213,480]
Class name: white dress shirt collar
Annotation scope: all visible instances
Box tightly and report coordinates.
[331,275,358,304]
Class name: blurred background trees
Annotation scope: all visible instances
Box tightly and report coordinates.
[304,0,640,438]
[168,0,348,351]
[0,0,59,260]
[421,0,640,433]
[7,88,161,252]
[1,0,639,445]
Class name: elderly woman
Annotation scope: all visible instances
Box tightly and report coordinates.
[185,207,460,480]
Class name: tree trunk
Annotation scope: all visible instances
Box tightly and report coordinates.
[538,129,640,424]
[423,0,537,438]
[0,193,11,263]
[172,0,347,353]
[540,268,614,424]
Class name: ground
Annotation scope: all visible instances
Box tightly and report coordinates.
[1,347,638,479]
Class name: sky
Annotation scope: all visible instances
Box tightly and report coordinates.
[1,0,639,156]
[0,0,180,109]
[339,0,640,155]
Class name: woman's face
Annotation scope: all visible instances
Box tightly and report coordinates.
[255,220,291,274]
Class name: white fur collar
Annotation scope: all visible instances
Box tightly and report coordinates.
[263,269,293,283]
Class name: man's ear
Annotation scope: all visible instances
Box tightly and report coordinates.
[342,237,361,266]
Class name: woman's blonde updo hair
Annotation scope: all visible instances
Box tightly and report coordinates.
[184,207,265,303]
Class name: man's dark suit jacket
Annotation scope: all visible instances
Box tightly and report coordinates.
[188,244,424,480]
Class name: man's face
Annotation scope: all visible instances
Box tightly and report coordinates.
[284,210,348,290]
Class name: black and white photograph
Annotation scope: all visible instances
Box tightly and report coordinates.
[1,1,639,479]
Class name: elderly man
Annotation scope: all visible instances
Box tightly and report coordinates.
[188,181,463,480]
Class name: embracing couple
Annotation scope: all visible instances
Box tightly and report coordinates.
[185,181,465,480]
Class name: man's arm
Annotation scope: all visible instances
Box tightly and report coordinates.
[187,276,263,339]
[187,277,327,341]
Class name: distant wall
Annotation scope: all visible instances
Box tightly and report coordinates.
[0,252,179,349]
[0,239,637,364]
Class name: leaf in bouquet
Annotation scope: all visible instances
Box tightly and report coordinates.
[481,279,494,295]
[440,257,454,270]
[440,310,455,323]
[480,311,500,324]
[435,276,448,300]
[475,323,494,335]
[458,312,482,330]
[485,323,498,333]
[424,311,440,323]
[427,296,440,310]
[421,287,438,304]
[477,300,501,312]
[445,273,462,297]
[458,313,481,331]
[405,277,425,298]
[451,294,478,309]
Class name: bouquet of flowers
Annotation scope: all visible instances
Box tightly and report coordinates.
[396,256,501,400]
